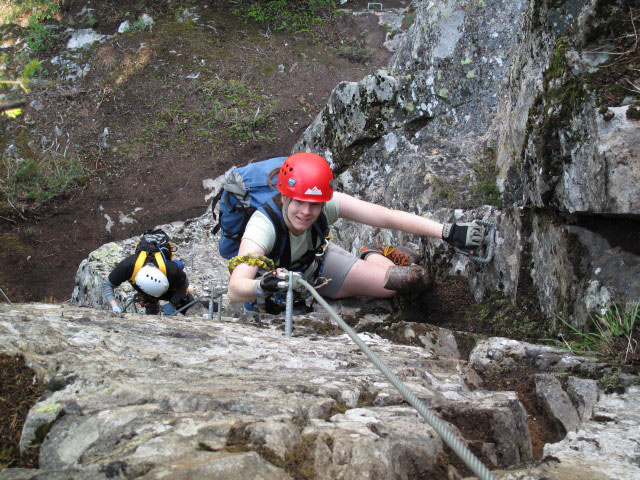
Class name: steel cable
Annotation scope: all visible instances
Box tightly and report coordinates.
[297,278,496,480]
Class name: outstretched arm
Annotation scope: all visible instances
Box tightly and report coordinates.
[335,192,444,238]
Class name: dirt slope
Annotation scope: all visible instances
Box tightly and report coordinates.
[0,1,399,302]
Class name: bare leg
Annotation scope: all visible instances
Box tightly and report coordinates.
[335,254,395,299]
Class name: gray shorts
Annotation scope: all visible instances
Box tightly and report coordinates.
[317,243,357,299]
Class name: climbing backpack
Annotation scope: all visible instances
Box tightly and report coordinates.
[211,156,329,271]
[129,229,174,284]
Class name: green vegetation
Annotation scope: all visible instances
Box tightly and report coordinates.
[467,146,502,207]
[433,175,457,207]
[120,13,153,33]
[335,41,373,65]
[401,6,416,30]
[138,76,278,149]
[0,139,87,214]
[466,290,554,341]
[233,0,337,34]
[597,367,624,393]
[7,157,85,203]
[0,0,58,25]
[553,303,639,365]
[24,1,60,52]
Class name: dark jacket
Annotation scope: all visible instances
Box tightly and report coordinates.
[105,254,189,305]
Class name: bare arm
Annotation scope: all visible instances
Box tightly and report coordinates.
[335,192,443,238]
[227,238,265,303]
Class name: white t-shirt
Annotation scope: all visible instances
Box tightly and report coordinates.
[243,196,340,276]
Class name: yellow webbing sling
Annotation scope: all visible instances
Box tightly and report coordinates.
[130,251,167,284]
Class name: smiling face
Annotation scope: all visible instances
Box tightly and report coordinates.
[282,197,324,235]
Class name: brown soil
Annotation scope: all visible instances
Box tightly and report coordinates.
[482,366,563,460]
[0,0,398,303]
[0,354,44,469]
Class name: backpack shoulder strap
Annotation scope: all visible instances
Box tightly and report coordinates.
[129,251,167,284]
[308,212,329,250]
[314,212,329,238]
[210,188,224,234]
[130,251,148,283]
[154,252,167,276]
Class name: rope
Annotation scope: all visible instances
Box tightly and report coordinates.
[285,271,293,337]
[296,278,496,480]
[227,253,274,273]
[209,281,215,320]
[190,220,200,273]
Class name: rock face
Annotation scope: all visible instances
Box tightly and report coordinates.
[294,0,640,330]
[0,304,504,479]
[3,304,640,479]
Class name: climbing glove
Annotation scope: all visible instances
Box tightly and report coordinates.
[162,303,177,315]
[255,270,290,297]
[111,304,122,313]
[442,222,484,249]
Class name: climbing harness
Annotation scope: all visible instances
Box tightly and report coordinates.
[228,253,275,274]
[455,219,496,264]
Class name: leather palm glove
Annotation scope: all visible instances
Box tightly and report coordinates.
[442,222,484,249]
[254,270,290,298]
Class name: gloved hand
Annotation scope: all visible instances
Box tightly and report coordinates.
[442,222,484,249]
[162,303,177,315]
[111,304,122,313]
[255,269,290,298]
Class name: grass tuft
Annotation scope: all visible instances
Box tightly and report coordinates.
[552,302,639,365]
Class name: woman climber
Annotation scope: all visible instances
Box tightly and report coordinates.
[226,152,484,313]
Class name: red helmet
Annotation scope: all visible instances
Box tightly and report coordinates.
[277,152,334,202]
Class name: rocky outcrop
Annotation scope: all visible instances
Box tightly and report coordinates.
[294,0,640,330]
[2,304,640,479]
[0,303,507,479]
[469,336,640,479]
